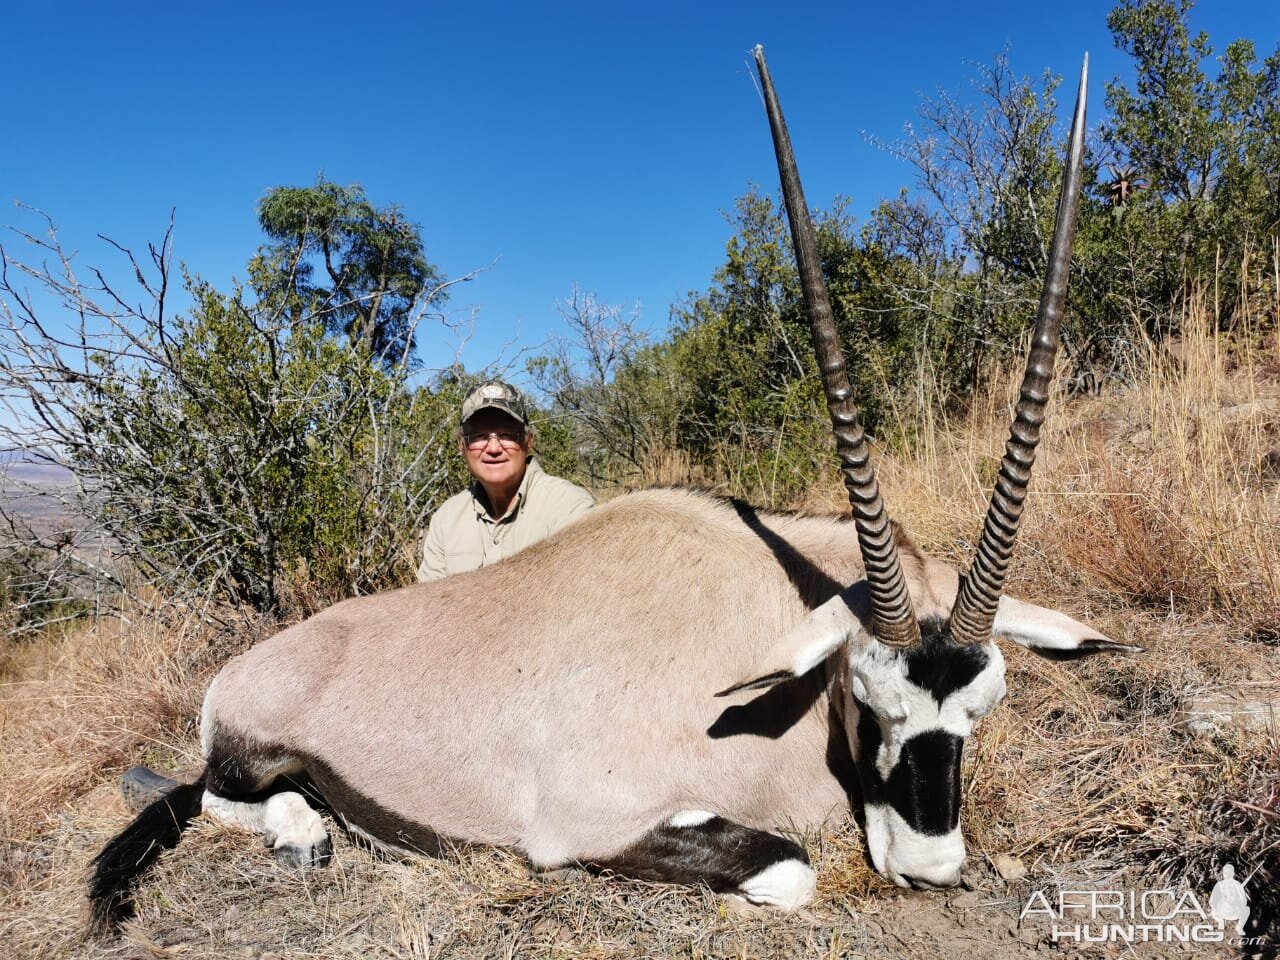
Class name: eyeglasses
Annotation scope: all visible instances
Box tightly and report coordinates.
[463,430,525,450]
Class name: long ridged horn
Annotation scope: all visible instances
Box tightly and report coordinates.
[753,45,920,649]
[949,55,1089,645]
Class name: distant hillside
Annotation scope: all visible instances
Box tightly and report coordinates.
[0,450,78,537]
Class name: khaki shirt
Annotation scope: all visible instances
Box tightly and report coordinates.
[417,460,595,581]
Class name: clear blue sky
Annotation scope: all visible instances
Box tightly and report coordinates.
[2,1,1275,383]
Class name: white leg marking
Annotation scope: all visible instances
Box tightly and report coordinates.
[667,809,717,828]
[203,790,330,867]
[203,790,269,832]
[739,859,816,911]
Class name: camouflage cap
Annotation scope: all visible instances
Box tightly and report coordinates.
[460,380,530,427]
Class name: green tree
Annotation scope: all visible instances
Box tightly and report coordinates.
[253,178,446,365]
[630,189,930,503]
[1102,0,1280,327]
[1105,0,1222,209]
[877,54,1074,388]
[527,287,660,484]
[0,209,465,618]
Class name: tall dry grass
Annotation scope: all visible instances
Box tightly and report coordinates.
[850,287,1280,631]
[0,605,273,952]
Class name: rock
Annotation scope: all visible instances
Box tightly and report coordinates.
[991,853,1027,881]
[1177,689,1279,734]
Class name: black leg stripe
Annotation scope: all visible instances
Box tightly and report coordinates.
[206,728,458,859]
[589,817,808,891]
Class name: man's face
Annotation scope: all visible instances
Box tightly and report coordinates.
[459,409,532,492]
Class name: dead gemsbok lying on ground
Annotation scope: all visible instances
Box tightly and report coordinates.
[89,48,1137,931]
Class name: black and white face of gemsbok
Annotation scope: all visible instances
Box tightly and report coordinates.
[845,623,1007,888]
[723,581,1130,893]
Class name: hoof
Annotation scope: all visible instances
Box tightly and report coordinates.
[737,858,816,911]
[273,834,332,869]
[120,766,182,814]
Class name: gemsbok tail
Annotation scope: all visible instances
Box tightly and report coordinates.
[87,769,207,934]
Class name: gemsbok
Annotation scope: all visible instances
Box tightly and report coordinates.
[89,47,1137,932]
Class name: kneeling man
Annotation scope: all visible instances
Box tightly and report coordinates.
[418,381,595,581]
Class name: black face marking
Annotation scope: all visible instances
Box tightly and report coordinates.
[590,816,808,891]
[854,711,963,836]
[902,617,990,705]
[889,730,963,835]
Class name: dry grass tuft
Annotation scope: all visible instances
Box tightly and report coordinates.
[1048,298,1280,635]
[0,606,269,840]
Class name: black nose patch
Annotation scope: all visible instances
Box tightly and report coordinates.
[856,712,963,836]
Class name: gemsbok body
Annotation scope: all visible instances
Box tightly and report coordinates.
[89,49,1137,931]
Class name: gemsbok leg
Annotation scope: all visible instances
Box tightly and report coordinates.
[593,811,814,911]
[91,734,333,929]
[201,732,332,867]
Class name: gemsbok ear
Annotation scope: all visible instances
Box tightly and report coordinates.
[715,588,872,696]
[993,596,1143,660]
